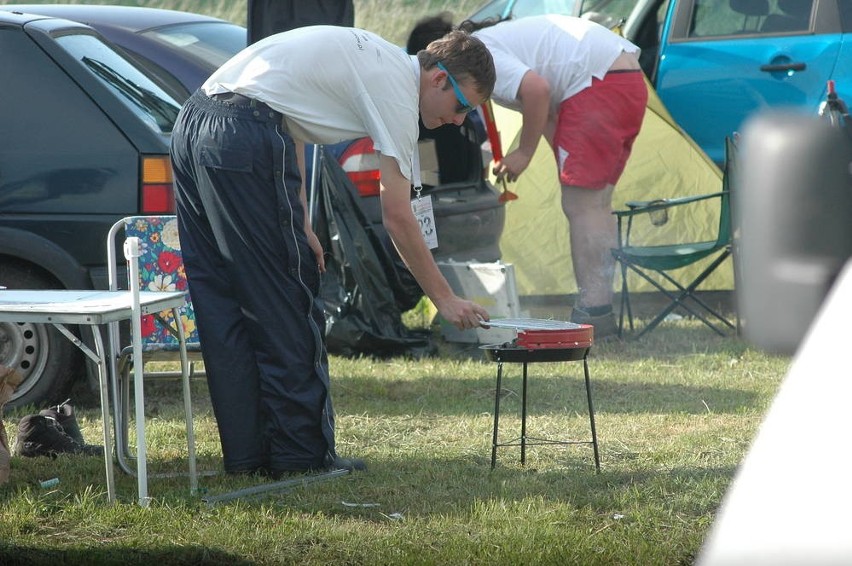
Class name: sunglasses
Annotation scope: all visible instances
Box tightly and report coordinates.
[436,61,475,114]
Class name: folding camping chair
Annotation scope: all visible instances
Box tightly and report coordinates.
[611,138,739,338]
[106,215,203,477]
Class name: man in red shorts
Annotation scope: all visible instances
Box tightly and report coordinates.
[459,14,648,337]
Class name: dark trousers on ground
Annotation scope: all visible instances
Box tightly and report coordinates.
[169,90,335,473]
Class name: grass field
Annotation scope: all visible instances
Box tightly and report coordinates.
[1,321,790,565]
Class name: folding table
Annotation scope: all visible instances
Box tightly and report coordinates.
[0,289,187,504]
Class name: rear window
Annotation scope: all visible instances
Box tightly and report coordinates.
[56,33,181,134]
[143,21,246,69]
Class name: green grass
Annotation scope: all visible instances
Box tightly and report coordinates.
[1,322,789,565]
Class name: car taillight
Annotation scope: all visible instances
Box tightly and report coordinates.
[142,155,175,213]
[338,138,381,197]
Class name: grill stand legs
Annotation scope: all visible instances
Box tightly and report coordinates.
[490,352,600,472]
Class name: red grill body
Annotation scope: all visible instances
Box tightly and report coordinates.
[481,318,595,351]
[514,325,594,349]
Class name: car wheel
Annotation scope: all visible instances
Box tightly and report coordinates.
[0,262,80,410]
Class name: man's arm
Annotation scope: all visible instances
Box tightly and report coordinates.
[493,69,551,183]
[378,154,489,330]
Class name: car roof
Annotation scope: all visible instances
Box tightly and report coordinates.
[0,4,230,32]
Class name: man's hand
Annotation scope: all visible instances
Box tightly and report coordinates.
[305,226,326,272]
[493,148,533,183]
[434,296,490,330]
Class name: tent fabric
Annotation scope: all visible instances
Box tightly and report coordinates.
[494,78,732,296]
[316,148,434,358]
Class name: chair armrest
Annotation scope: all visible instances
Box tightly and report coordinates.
[614,191,726,218]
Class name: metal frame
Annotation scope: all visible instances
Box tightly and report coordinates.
[483,345,600,472]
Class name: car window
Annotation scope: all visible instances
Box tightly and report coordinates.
[579,0,643,25]
[840,0,852,31]
[56,33,181,134]
[143,21,246,69]
[469,0,580,21]
[1,28,139,214]
[688,0,813,38]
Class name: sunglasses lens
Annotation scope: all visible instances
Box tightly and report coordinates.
[438,62,474,114]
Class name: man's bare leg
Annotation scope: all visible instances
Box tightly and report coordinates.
[561,183,619,335]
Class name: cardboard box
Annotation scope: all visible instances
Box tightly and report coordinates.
[437,261,521,344]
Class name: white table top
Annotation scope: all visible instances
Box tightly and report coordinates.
[0,290,186,325]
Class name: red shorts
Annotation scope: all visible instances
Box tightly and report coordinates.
[553,70,648,189]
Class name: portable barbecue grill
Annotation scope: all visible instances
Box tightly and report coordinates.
[482,318,594,354]
[479,318,600,471]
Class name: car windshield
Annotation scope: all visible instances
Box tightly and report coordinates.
[469,0,642,27]
[469,0,580,21]
[56,33,182,134]
[579,0,643,24]
[143,21,247,68]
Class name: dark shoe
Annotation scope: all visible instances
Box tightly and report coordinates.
[571,307,619,340]
[226,466,274,478]
[39,401,104,455]
[13,414,103,458]
[263,454,367,480]
[40,400,84,445]
[323,454,367,472]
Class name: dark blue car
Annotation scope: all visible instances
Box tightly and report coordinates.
[2,4,248,102]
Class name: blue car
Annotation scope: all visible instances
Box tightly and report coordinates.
[638,0,852,165]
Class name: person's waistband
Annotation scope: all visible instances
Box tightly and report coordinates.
[192,89,288,127]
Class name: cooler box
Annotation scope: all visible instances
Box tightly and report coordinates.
[437,261,521,343]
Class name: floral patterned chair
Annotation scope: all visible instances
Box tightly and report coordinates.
[106,215,202,472]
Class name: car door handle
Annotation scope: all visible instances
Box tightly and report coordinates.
[760,62,806,73]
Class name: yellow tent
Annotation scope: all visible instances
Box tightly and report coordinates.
[493,80,733,297]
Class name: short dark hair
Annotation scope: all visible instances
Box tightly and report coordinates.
[417,29,495,99]
[407,12,453,55]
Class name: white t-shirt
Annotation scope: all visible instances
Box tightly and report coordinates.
[473,15,640,113]
[203,25,419,181]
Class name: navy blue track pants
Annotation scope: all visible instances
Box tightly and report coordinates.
[169,90,335,473]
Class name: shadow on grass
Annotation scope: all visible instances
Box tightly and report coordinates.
[336,372,760,417]
[223,452,740,521]
[0,544,255,565]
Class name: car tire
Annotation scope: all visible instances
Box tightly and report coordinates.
[0,262,80,410]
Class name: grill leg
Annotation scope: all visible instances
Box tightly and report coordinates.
[520,361,528,466]
[583,355,601,472]
[491,361,504,469]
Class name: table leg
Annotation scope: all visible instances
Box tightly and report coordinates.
[174,306,198,494]
[491,361,504,469]
[520,361,528,466]
[90,327,117,503]
[52,323,116,503]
